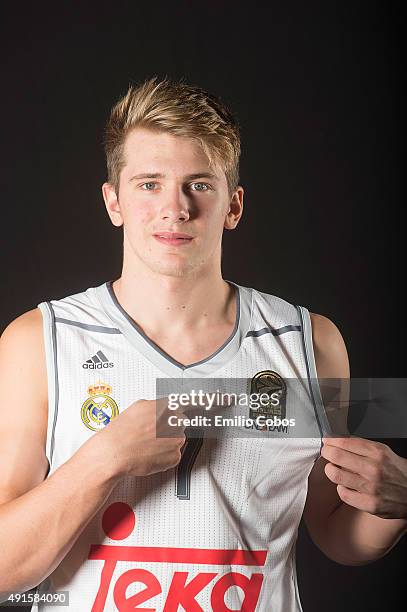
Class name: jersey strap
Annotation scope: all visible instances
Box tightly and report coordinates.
[38,301,59,467]
[296,305,333,442]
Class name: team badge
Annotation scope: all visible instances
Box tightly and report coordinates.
[81,382,119,431]
[249,370,287,420]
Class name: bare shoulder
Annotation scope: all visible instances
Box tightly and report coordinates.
[1,307,44,340]
[0,306,47,406]
[308,311,350,437]
[303,313,351,537]
[0,307,46,382]
[309,312,350,378]
[0,308,49,503]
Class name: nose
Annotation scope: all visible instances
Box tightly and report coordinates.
[159,187,190,223]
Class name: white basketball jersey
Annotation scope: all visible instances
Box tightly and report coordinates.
[31,279,331,612]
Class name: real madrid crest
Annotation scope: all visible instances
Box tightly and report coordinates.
[249,370,287,420]
[81,382,119,431]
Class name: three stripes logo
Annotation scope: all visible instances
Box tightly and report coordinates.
[82,350,114,370]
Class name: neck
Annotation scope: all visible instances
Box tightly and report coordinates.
[112,265,236,338]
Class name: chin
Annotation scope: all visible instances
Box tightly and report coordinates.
[147,259,198,278]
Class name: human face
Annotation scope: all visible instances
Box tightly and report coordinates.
[102,127,243,279]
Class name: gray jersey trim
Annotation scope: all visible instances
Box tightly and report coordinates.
[38,302,59,468]
[246,324,301,338]
[105,280,240,371]
[94,280,253,378]
[55,317,121,334]
[296,305,332,444]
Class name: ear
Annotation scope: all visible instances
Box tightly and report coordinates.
[224,185,244,230]
[102,182,123,227]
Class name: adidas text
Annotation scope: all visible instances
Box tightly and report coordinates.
[82,362,114,369]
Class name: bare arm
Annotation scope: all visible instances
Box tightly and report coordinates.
[0,310,185,593]
[303,313,407,565]
[0,435,120,592]
[0,311,121,592]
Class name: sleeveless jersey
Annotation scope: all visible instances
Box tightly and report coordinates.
[31,279,331,612]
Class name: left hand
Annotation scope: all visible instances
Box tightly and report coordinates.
[321,437,407,519]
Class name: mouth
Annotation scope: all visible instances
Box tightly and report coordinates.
[153,232,194,247]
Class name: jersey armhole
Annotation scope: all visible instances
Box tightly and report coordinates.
[38,301,59,471]
[296,305,333,443]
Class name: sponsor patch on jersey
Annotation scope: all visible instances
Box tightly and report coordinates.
[82,350,114,369]
[249,370,287,422]
[81,382,119,431]
[88,502,267,610]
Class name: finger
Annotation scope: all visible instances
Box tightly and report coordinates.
[322,436,386,460]
[156,397,192,420]
[188,394,233,410]
[321,444,375,478]
[166,392,233,415]
[324,462,368,492]
[336,485,380,515]
[157,420,186,439]
[156,405,187,438]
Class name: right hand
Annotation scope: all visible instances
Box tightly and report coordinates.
[86,397,187,479]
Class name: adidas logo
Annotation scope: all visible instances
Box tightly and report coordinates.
[82,350,114,369]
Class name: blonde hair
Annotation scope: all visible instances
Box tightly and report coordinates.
[104,76,241,197]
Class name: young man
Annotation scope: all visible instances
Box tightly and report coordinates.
[0,77,406,611]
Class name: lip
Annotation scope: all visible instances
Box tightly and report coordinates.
[153,231,194,247]
[153,232,193,239]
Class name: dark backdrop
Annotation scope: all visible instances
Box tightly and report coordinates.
[1,1,405,611]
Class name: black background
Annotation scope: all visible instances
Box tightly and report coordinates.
[0,1,405,611]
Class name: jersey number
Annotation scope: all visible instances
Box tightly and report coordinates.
[175,431,204,500]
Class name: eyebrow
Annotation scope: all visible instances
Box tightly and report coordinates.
[129,172,220,182]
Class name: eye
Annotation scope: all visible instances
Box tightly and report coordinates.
[190,182,210,191]
[141,182,157,190]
